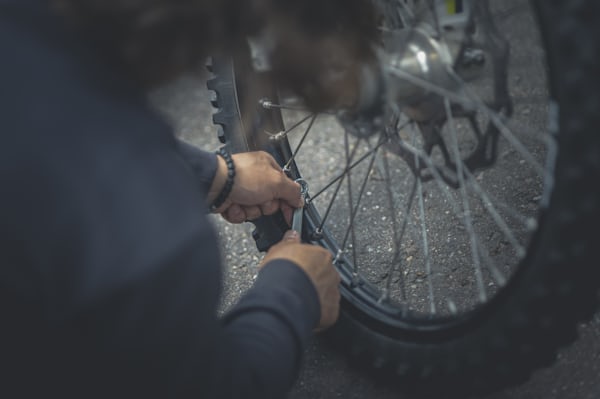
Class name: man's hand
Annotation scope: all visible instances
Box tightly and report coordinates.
[261,230,341,330]
[208,151,302,223]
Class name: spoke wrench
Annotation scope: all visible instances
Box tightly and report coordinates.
[292,179,309,235]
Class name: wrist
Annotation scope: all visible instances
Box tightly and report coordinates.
[208,148,236,212]
[208,154,227,203]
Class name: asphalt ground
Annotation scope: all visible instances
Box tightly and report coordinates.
[150,1,600,394]
[151,73,599,399]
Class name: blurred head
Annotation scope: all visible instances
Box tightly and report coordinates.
[52,0,268,86]
[52,0,378,107]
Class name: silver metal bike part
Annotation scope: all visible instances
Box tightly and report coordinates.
[292,179,309,234]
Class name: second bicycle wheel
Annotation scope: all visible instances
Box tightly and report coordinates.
[208,0,599,394]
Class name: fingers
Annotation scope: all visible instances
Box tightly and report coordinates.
[222,204,262,224]
[316,262,341,330]
[315,282,342,333]
[223,199,286,224]
[282,229,300,243]
[276,178,305,209]
[228,151,303,209]
[259,200,280,216]
[259,230,300,268]
[243,205,262,221]
[256,200,294,224]
[280,202,294,226]
[222,204,245,224]
[262,151,304,208]
[259,232,341,330]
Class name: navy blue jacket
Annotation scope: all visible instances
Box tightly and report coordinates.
[0,2,320,398]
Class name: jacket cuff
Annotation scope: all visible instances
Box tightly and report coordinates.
[175,139,218,195]
[223,259,321,351]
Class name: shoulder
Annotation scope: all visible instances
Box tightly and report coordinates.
[0,10,219,312]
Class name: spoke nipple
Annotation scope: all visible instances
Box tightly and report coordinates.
[447,300,457,314]
[350,272,361,288]
[270,131,287,141]
[259,98,273,109]
[377,289,390,304]
[311,228,323,240]
[333,249,343,264]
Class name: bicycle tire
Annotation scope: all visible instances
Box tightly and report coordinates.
[207,0,600,394]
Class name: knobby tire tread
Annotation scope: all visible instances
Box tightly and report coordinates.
[207,0,600,395]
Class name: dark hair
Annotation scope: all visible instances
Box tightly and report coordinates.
[52,0,264,86]
[52,0,378,105]
[264,0,379,110]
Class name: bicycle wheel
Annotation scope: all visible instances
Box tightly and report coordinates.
[208,0,599,394]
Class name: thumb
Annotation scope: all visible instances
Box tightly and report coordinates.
[282,230,301,243]
[277,179,305,208]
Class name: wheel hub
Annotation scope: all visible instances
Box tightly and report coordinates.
[384,27,461,121]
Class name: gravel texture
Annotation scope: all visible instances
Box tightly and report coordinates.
[150,74,599,399]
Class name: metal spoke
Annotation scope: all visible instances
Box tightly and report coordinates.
[344,131,359,270]
[463,167,526,258]
[386,66,546,176]
[283,114,317,171]
[392,135,507,288]
[380,149,400,295]
[426,0,443,37]
[384,176,417,302]
[397,0,416,21]
[450,72,547,177]
[414,146,436,313]
[380,147,409,302]
[466,172,537,230]
[311,138,387,201]
[340,141,382,264]
[316,137,361,232]
[393,135,465,213]
[259,0,547,316]
[444,98,486,302]
[260,99,335,114]
[271,113,315,137]
[386,58,479,108]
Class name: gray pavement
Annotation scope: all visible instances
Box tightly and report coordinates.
[290,315,600,399]
[151,75,599,399]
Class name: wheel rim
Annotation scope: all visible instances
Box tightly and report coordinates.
[240,0,554,328]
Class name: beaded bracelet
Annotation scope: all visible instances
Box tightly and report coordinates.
[210,147,236,212]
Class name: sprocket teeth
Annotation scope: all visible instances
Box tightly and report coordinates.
[206,78,218,91]
[212,110,230,126]
[205,57,214,73]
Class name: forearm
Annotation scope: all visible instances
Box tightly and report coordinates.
[217,260,320,398]
[174,139,227,201]
[215,312,303,398]
[56,254,318,398]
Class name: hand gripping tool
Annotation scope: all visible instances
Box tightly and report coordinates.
[292,179,309,235]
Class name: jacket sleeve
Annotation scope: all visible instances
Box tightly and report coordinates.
[171,141,322,397]
[66,141,320,398]
[2,120,319,399]
[174,139,219,195]
[215,260,320,398]
[1,7,319,398]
